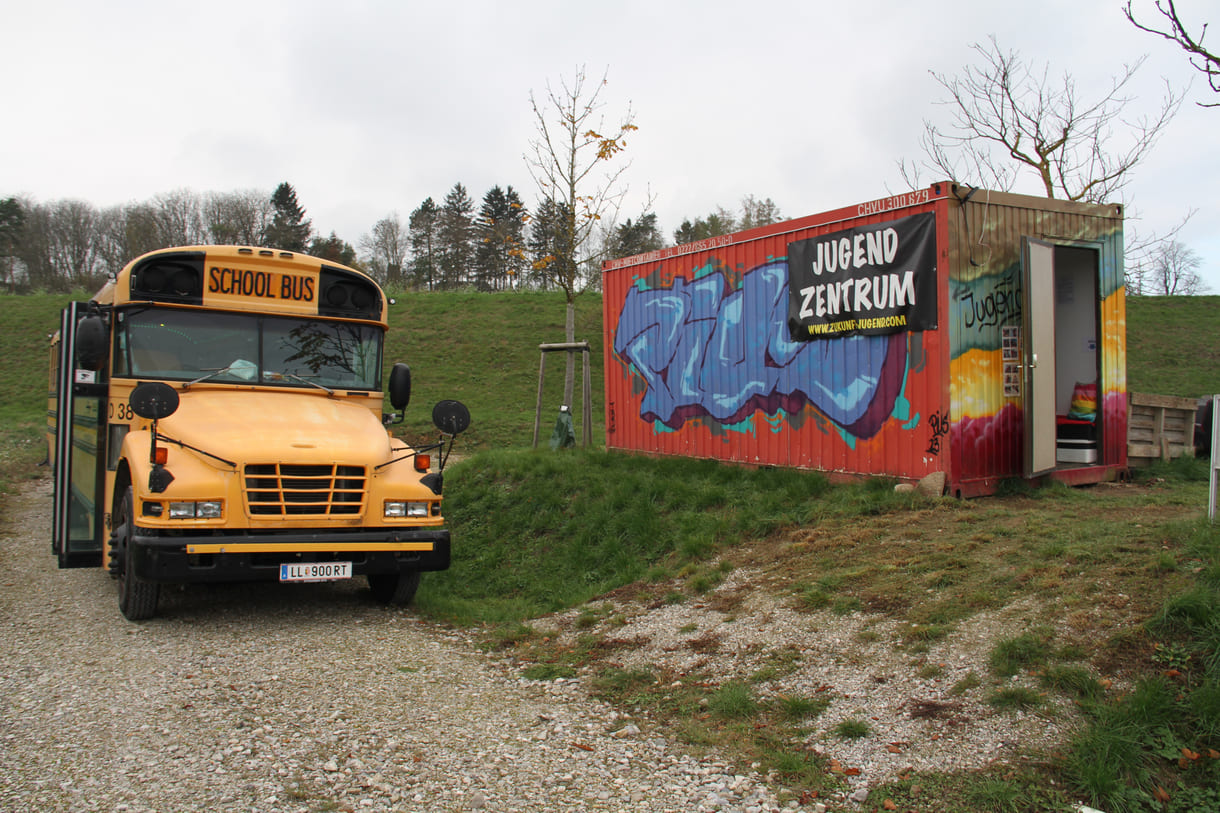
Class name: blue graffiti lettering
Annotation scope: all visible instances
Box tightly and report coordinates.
[613,262,908,439]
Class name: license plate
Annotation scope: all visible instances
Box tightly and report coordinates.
[279,561,352,582]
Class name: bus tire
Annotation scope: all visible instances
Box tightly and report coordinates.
[115,487,160,621]
[367,570,421,605]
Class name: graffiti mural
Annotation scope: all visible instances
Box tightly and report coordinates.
[613,261,908,439]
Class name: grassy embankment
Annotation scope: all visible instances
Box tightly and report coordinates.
[3,291,1219,811]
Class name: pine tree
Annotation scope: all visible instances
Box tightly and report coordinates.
[265,182,312,252]
[474,185,529,291]
[309,232,358,267]
[408,198,440,291]
[438,183,474,289]
[527,198,573,291]
[607,213,663,260]
[0,197,26,292]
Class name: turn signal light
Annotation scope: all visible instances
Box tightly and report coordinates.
[153,447,169,465]
[414,454,431,472]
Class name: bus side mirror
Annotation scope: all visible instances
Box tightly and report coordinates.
[130,381,180,495]
[130,382,180,420]
[388,363,411,410]
[75,315,108,371]
[432,400,470,436]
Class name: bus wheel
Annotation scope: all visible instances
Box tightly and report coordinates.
[114,487,160,621]
[367,570,421,605]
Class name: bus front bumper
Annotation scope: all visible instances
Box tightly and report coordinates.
[129,528,451,584]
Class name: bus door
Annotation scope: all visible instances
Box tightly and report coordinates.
[51,302,106,568]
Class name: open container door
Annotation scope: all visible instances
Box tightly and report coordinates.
[1021,238,1058,478]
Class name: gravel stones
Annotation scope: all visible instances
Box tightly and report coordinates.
[0,480,799,812]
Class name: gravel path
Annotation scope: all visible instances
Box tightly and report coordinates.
[0,479,798,813]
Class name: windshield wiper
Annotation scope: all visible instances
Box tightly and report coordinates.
[183,366,235,389]
[282,372,334,395]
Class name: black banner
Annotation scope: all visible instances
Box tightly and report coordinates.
[787,212,937,340]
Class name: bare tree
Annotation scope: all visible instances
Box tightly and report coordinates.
[152,189,206,247]
[48,200,104,290]
[1136,238,1207,294]
[95,203,162,277]
[900,36,1184,202]
[205,190,274,246]
[525,65,638,405]
[1121,207,1196,295]
[1125,0,1219,106]
[738,195,784,231]
[360,213,409,287]
[13,199,54,290]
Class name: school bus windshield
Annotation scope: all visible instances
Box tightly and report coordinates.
[114,308,384,390]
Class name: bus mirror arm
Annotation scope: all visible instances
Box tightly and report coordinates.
[154,433,237,469]
[375,441,443,471]
[431,400,470,471]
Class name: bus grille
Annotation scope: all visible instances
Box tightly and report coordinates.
[244,464,367,517]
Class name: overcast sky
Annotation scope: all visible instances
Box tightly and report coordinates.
[4,0,1217,291]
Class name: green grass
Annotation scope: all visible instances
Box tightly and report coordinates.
[989,628,1055,677]
[776,694,831,722]
[381,289,606,453]
[0,292,90,492]
[414,448,834,623]
[708,681,758,719]
[1125,295,1220,399]
[986,686,1044,711]
[832,718,871,739]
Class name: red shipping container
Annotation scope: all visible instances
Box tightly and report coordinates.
[602,183,1127,497]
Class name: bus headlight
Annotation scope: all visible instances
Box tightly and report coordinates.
[196,501,223,518]
[385,501,428,518]
[169,500,224,519]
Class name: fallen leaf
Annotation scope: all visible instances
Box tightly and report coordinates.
[883,800,897,810]
[1208,749,1220,760]
[1153,786,1171,803]
[844,767,861,776]
[886,744,904,753]
[571,742,594,752]
[1182,747,1200,760]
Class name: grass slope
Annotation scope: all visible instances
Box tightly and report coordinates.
[384,289,605,452]
[1126,294,1220,399]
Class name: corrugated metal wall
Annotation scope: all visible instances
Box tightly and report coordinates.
[603,192,951,481]
[604,185,1126,494]
[943,189,1126,490]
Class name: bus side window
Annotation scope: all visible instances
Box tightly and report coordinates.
[113,322,129,376]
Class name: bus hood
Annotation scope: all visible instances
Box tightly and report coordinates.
[158,389,391,466]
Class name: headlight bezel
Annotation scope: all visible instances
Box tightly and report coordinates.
[167,500,224,519]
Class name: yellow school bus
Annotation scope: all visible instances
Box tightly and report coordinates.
[48,245,469,620]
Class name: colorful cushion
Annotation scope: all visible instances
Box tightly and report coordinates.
[1067,382,1097,422]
